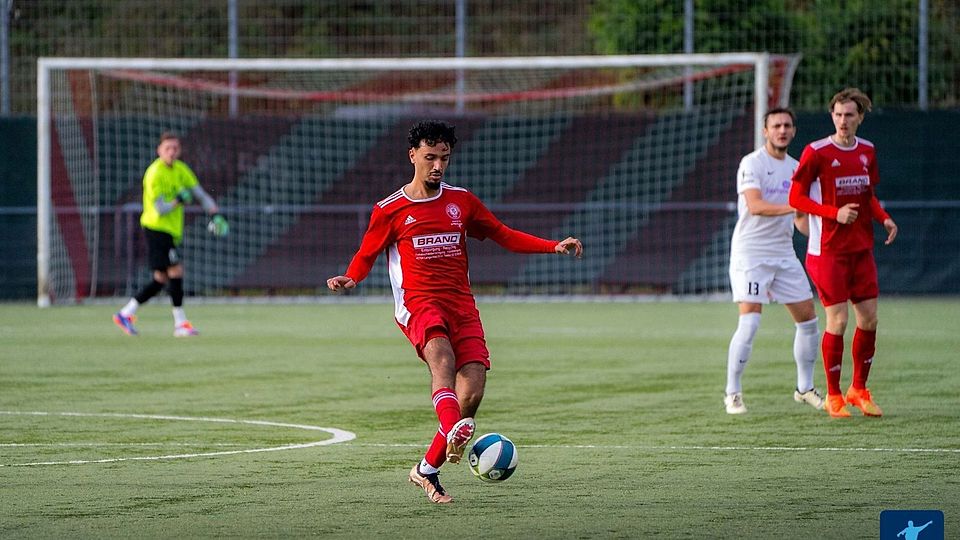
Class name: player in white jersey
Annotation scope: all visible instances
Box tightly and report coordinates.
[724,107,824,414]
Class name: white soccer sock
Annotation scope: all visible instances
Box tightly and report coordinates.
[419,459,439,475]
[120,299,139,317]
[726,312,761,395]
[172,307,188,326]
[794,317,820,392]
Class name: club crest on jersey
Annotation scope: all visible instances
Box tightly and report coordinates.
[445,203,461,220]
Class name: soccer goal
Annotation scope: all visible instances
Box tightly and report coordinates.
[37,54,799,306]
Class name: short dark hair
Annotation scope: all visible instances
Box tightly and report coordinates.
[159,131,180,144]
[408,120,457,149]
[763,107,796,127]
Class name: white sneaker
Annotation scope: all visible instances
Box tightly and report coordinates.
[173,321,199,337]
[794,387,825,410]
[724,392,747,414]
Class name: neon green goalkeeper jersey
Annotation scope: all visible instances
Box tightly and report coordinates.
[140,158,199,244]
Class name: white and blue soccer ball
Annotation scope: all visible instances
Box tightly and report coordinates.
[468,433,518,482]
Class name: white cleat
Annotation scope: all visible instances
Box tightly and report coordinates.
[173,321,199,337]
[724,392,747,414]
[794,387,825,410]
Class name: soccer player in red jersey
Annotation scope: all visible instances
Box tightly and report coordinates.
[789,88,898,418]
[327,120,583,503]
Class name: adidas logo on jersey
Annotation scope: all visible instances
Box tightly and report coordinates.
[831,159,841,167]
[404,215,417,225]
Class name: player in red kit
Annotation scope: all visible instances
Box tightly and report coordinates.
[789,88,898,418]
[327,120,583,503]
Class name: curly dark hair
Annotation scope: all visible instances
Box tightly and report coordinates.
[408,120,457,149]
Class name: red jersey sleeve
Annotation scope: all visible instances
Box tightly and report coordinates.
[869,194,891,223]
[344,204,394,283]
[866,154,890,222]
[789,145,840,221]
[489,225,557,253]
[467,194,556,253]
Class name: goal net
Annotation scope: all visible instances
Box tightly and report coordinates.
[37,54,799,305]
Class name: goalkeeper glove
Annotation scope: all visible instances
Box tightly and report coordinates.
[208,214,229,237]
[175,189,194,204]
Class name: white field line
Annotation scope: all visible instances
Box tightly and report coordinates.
[0,411,356,467]
[346,442,960,454]
[1,443,248,447]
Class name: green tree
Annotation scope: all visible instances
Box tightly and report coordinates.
[587,0,959,109]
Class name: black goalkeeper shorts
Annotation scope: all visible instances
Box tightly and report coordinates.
[144,228,182,271]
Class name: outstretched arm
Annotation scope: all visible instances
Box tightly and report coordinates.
[470,193,581,257]
[488,224,582,257]
[190,185,220,215]
[177,184,227,236]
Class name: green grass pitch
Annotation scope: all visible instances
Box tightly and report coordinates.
[1,298,958,538]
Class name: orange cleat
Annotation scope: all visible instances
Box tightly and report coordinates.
[845,386,883,417]
[825,394,851,418]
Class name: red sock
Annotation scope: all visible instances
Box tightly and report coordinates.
[424,431,448,469]
[822,332,844,396]
[424,388,461,469]
[852,328,876,390]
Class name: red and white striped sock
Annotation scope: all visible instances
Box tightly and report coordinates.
[423,388,461,468]
[432,387,461,433]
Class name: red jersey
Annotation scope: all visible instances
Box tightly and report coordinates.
[789,136,890,255]
[344,183,556,326]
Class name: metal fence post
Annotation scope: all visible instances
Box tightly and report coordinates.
[918,0,928,110]
[1,0,11,115]
[229,0,239,117]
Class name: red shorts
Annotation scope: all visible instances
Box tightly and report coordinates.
[805,250,879,307]
[398,301,491,370]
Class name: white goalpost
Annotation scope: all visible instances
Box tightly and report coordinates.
[37,53,798,306]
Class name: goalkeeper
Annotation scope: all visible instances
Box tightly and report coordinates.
[113,131,229,337]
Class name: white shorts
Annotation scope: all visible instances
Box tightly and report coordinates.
[729,257,814,305]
